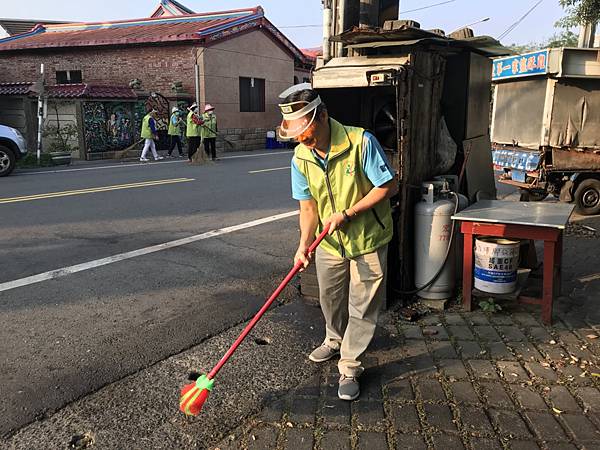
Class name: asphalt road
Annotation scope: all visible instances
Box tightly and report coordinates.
[0,151,300,436]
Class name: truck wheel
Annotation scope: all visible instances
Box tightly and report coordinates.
[574,178,600,216]
[0,145,16,177]
[519,189,547,202]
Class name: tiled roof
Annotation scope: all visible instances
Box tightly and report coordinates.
[301,47,322,59]
[0,82,137,99]
[0,18,70,36]
[0,8,264,50]
[150,0,195,18]
[0,82,34,95]
[47,84,87,98]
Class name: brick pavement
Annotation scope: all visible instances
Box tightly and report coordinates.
[212,219,600,450]
[212,304,600,450]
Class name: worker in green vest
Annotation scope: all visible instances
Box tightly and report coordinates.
[140,109,163,162]
[200,103,218,161]
[186,103,203,162]
[167,106,184,158]
[279,87,397,401]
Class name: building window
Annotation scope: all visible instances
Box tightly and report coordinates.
[56,70,82,84]
[293,76,299,85]
[303,77,310,83]
[239,76,265,112]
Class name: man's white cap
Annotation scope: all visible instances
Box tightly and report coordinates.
[278,82,312,99]
[172,106,179,113]
[277,90,321,139]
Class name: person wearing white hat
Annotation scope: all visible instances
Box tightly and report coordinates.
[186,103,203,162]
[167,106,184,157]
[139,109,163,162]
[200,103,218,161]
[281,87,396,402]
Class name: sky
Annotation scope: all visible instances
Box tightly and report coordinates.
[1,0,572,49]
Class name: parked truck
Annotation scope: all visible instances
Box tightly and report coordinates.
[491,47,600,215]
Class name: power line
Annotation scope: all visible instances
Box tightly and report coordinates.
[278,24,322,29]
[400,0,457,14]
[498,0,545,41]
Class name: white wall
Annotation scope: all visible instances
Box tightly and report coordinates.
[43,100,79,154]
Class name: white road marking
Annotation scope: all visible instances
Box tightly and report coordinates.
[224,151,292,160]
[0,210,299,293]
[17,151,294,176]
[248,166,291,174]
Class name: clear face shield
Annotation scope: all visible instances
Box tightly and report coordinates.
[278,96,322,139]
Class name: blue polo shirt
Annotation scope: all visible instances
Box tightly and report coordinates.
[291,131,395,201]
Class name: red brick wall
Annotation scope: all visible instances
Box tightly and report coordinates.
[0,44,197,97]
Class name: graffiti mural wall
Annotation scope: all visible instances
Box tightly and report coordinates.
[83,95,187,154]
[83,101,146,153]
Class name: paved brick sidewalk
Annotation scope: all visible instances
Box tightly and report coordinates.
[213,307,600,450]
[213,218,600,450]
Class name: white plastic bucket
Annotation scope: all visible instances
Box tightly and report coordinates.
[474,237,520,294]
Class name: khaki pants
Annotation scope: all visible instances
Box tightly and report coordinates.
[315,244,388,377]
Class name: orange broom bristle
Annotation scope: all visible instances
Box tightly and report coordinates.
[179,374,214,416]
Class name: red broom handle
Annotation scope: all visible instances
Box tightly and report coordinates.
[207,225,330,379]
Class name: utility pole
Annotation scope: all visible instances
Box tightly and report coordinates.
[36,63,44,164]
[325,1,400,60]
[322,0,333,63]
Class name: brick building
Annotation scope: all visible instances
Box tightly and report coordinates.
[0,1,315,159]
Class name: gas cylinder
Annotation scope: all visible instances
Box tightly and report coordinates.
[414,181,457,300]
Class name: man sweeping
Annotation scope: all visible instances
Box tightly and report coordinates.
[186,103,203,163]
[167,106,185,158]
[200,103,218,161]
[279,87,396,400]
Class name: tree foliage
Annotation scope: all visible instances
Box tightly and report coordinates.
[507,29,578,54]
[545,29,579,46]
[557,0,600,27]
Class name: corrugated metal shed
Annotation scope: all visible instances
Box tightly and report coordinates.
[334,24,510,57]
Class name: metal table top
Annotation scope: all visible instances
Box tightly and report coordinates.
[451,200,574,229]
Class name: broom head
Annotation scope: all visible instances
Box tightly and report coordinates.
[179,374,214,416]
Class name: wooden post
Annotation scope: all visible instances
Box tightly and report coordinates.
[462,225,473,311]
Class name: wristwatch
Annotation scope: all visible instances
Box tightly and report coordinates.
[342,210,351,222]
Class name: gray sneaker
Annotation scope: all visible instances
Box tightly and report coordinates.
[308,344,339,363]
[338,375,360,401]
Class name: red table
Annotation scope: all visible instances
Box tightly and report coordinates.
[452,200,574,325]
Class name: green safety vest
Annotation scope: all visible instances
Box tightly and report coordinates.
[200,113,217,139]
[140,114,154,139]
[186,111,201,137]
[293,118,393,258]
[168,113,181,136]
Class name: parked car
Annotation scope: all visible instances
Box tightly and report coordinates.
[0,124,28,176]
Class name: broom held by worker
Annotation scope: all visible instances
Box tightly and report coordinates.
[200,103,218,161]
[280,87,396,402]
[186,103,204,162]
